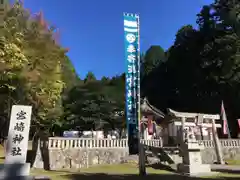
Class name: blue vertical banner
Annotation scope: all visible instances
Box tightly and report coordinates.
[124,13,140,155]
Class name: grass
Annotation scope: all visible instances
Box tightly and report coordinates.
[30,164,240,180]
[226,159,240,165]
[203,173,240,178]
[0,143,240,180]
[31,164,171,180]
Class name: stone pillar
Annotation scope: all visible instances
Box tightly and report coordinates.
[143,126,148,139]
[181,117,186,143]
[177,140,211,176]
[177,125,211,176]
[212,119,224,164]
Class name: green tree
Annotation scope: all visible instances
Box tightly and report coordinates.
[84,71,96,83]
[140,46,166,99]
[0,2,78,138]
[141,46,165,77]
[0,2,30,140]
[64,73,125,131]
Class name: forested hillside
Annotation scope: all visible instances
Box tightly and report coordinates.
[141,0,240,137]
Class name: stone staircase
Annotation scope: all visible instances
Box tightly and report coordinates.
[121,145,183,165]
[146,146,182,165]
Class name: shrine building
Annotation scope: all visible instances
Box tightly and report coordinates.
[140,98,222,145]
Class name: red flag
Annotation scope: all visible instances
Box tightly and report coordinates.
[221,101,230,138]
[223,118,227,134]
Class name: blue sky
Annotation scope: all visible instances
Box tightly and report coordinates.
[24,0,213,79]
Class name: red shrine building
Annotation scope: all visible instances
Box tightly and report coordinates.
[140,98,165,139]
[140,98,223,146]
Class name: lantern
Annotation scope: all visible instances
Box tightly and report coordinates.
[148,116,153,135]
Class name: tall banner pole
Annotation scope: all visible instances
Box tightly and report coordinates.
[136,14,141,142]
[123,13,145,176]
[136,14,146,176]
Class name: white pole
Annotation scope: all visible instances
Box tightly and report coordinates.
[136,14,146,176]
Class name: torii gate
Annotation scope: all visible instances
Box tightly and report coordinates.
[167,108,224,164]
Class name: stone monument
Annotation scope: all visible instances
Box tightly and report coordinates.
[32,139,44,169]
[177,128,212,176]
[167,109,220,176]
[3,105,32,178]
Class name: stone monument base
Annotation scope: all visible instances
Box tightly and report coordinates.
[177,163,212,176]
[0,163,30,177]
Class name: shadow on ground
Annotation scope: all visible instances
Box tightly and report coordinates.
[148,162,240,175]
[146,163,177,173]
[62,173,239,180]
[2,163,28,180]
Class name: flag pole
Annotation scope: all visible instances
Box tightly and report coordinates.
[136,14,146,176]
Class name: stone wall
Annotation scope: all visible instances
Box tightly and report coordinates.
[48,148,129,170]
[165,147,240,164]
[201,147,240,164]
[31,138,240,170]
[34,146,240,170]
